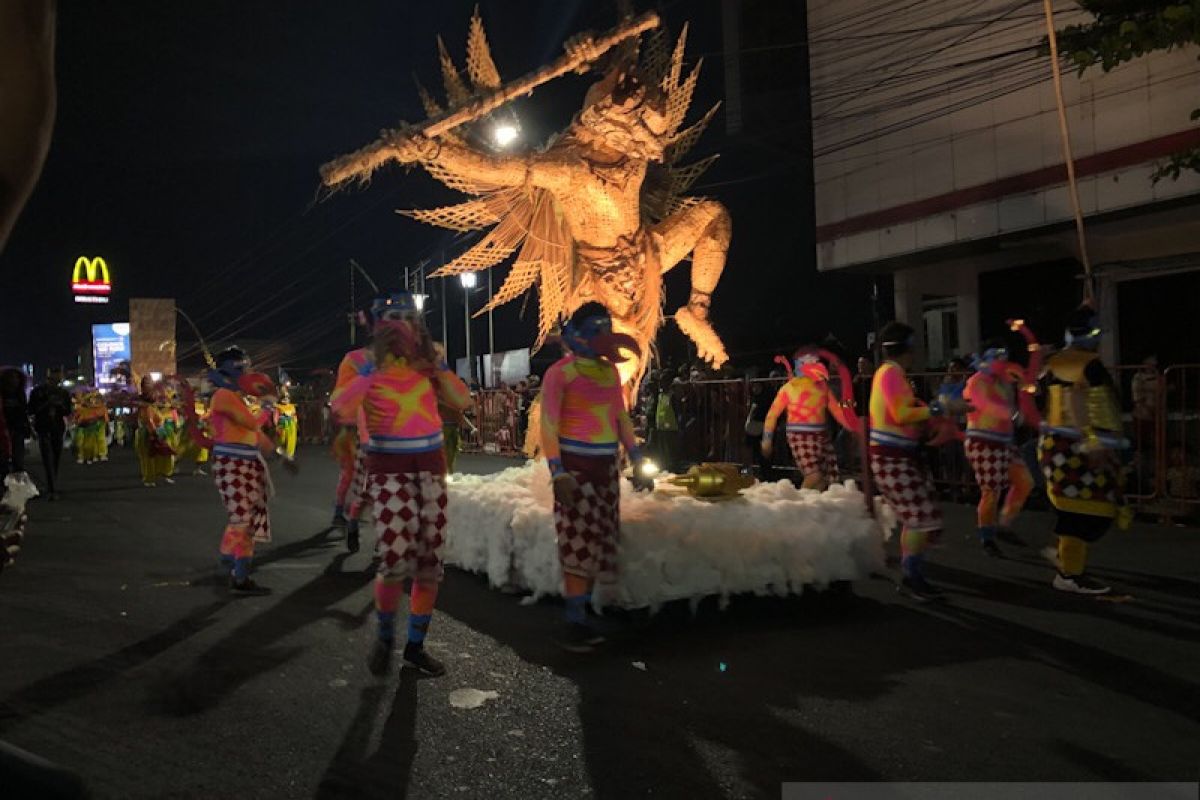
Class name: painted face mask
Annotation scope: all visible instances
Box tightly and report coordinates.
[562,314,640,363]
[973,347,1011,377]
[793,352,829,382]
[207,347,249,393]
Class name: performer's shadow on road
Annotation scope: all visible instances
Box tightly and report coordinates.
[433,572,988,795]
[147,551,373,716]
[314,671,422,800]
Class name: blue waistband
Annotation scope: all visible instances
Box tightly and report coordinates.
[366,432,445,454]
[560,438,619,456]
[869,430,918,449]
[213,443,259,459]
[966,429,1014,444]
[785,422,826,433]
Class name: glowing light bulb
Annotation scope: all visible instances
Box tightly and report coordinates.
[492,123,518,148]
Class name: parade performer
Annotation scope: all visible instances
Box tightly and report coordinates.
[176,392,211,476]
[962,327,1040,557]
[331,289,472,677]
[433,343,466,474]
[761,348,861,490]
[194,346,287,596]
[136,380,176,487]
[1039,304,1130,595]
[541,303,654,651]
[870,322,969,600]
[72,388,109,464]
[330,423,360,529]
[330,338,373,551]
[275,387,298,460]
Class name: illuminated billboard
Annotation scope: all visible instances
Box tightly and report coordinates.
[73,256,112,304]
[93,323,131,388]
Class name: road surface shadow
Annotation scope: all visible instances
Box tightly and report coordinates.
[148,553,373,716]
[434,570,1036,795]
[0,600,226,733]
[315,671,423,799]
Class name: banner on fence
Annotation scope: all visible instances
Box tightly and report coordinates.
[483,348,531,389]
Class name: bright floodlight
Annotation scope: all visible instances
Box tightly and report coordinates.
[459,272,478,289]
[413,293,427,311]
[492,123,518,148]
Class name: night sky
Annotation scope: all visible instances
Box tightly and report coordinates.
[0,0,879,377]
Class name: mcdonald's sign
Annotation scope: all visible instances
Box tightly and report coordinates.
[72,256,112,304]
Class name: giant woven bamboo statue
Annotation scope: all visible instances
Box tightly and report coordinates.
[321,9,732,389]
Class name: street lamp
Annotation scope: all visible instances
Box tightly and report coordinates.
[460,272,477,382]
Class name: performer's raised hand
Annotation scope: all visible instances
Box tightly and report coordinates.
[372,325,399,365]
[760,439,773,459]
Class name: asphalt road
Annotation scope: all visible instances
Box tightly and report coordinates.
[1,445,1198,799]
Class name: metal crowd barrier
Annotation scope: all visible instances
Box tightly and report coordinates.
[459,389,527,456]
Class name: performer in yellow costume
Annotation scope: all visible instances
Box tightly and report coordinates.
[72,387,109,464]
[176,392,211,476]
[275,387,298,460]
[1039,304,1130,595]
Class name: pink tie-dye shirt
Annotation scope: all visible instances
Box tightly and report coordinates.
[539,355,637,460]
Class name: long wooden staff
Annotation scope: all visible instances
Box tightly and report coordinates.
[320,11,661,187]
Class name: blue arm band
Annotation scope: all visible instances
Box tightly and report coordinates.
[548,457,566,478]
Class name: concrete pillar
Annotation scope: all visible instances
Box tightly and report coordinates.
[1098,278,1119,366]
[893,271,926,370]
[956,274,980,359]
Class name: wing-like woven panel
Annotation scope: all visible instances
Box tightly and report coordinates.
[662,24,688,94]
[664,102,719,165]
[466,10,501,90]
[665,59,702,137]
[399,188,523,232]
[430,200,535,276]
[437,36,471,107]
[668,155,718,197]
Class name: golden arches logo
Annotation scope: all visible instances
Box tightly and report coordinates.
[72,256,112,295]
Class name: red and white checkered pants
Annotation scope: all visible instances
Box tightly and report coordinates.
[786,430,838,480]
[212,455,271,543]
[965,437,1019,491]
[870,450,942,532]
[347,448,368,518]
[369,471,448,582]
[554,455,620,582]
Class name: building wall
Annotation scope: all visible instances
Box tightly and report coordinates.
[808,0,1200,271]
[129,298,176,380]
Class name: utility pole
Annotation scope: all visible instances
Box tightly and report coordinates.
[487,267,495,356]
[463,281,472,383]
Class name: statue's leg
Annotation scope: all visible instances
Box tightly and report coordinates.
[653,200,732,367]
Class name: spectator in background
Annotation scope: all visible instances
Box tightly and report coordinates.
[0,368,30,480]
[27,368,72,499]
[649,372,681,472]
[935,358,971,499]
[744,379,774,480]
[1131,355,1161,460]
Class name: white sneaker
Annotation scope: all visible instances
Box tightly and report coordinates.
[164,477,176,485]
[1052,572,1111,595]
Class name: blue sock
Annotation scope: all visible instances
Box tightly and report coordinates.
[218,553,234,573]
[407,613,432,644]
[901,554,925,579]
[564,594,589,625]
[377,611,396,643]
[978,525,996,542]
[232,557,252,581]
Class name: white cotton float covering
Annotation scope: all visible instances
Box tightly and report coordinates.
[442,461,894,611]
